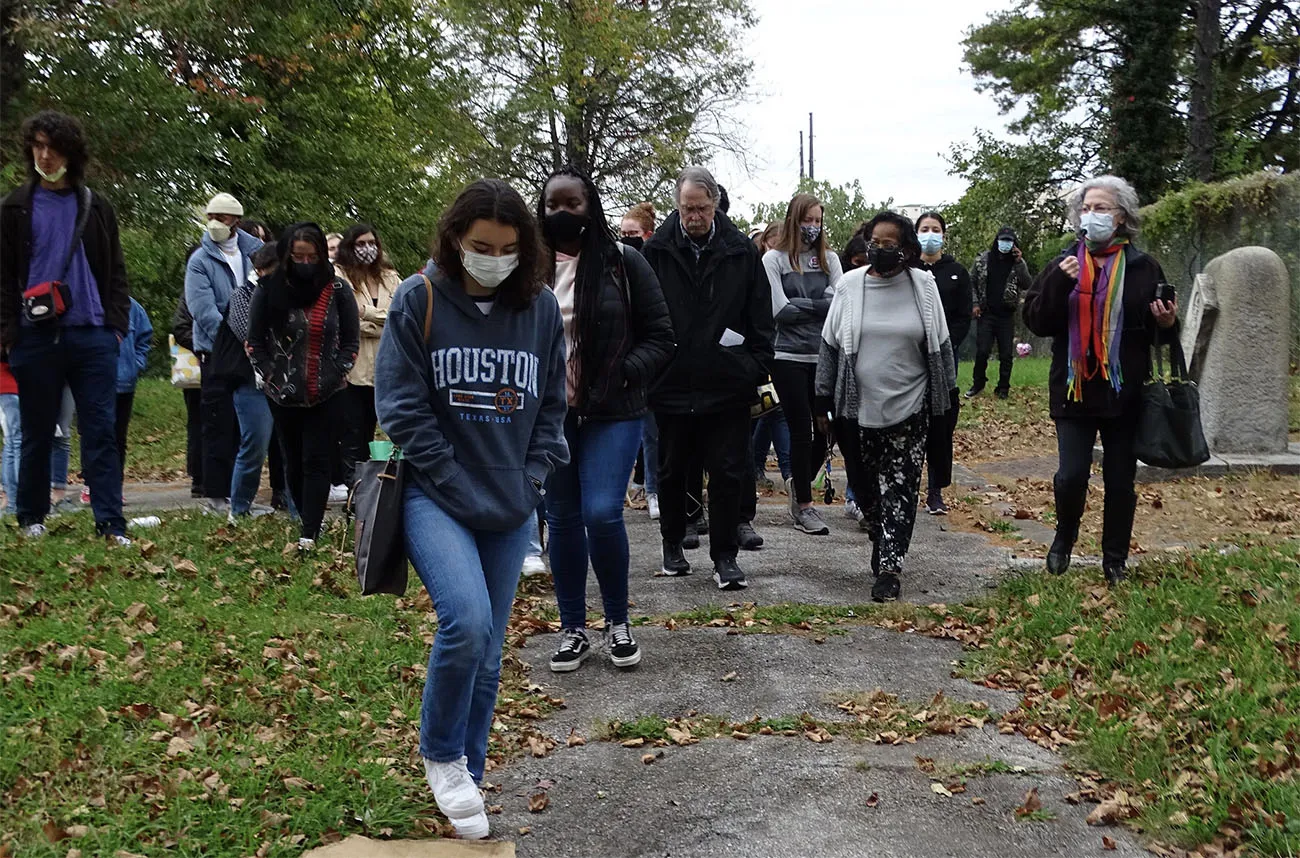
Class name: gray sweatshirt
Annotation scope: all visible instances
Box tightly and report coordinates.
[374,266,570,532]
[854,269,928,428]
[763,247,842,362]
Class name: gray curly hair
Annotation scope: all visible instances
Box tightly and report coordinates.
[1066,175,1142,236]
[674,166,721,207]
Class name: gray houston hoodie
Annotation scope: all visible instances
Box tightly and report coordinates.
[763,247,842,362]
[374,265,570,532]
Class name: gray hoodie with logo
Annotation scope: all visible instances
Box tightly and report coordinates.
[374,265,570,532]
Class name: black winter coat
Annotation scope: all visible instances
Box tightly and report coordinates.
[1023,242,1172,420]
[917,254,973,352]
[641,211,774,415]
[564,243,675,420]
[0,181,130,348]
[172,292,196,352]
[247,278,360,407]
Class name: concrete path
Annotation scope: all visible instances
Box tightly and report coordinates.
[489,497,1141,857]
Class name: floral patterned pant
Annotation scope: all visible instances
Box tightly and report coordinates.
[840,410,928,575]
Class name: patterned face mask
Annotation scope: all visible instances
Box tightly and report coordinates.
[800,224,822,246]
[355,243,379,265]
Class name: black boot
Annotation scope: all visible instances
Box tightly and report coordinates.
[1048,473,1086,575]
[1102,490,1138,584]
[1104,564,1126,587]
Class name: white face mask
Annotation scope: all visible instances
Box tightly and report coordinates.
[460,243,518,290]
[1080,212,1116,242]
[35,162,67,183]
[207,218,233,242]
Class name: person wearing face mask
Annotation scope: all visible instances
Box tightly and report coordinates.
[815,211,956,603]
[619,202,664,520]
[641,166,774,592]
[374,179,568,841]
[0,111,132,543]
[763,193,843,536]
[246,223,359,548]
[183,191,264,513]
[536,167,674,673]
[968,226,1033,400]
[333,223,401,490]
[914,212,971,515]
[326,232,343,263]
[1024,176,1177,588]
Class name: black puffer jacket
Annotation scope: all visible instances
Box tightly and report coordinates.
[917,254,973,350]
[567,243,675,420]
[641,211,774,414]
[1023,242,1171,420]
[172,291,196,352]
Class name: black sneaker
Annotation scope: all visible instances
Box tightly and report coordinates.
[712,556,748,591]
[1104,564,1127,588]
[994,388,1010,400]
[693,513,710,536]
[682,521,700,550]
[871,571,901,602]
[606,622,642,668]
[271,491,287,511]
[190,485,205,499]
[964,386,984,399]
[549,628,591,673]
[926,491,948,516]
[736,522,763,550]
[661,539,691,576]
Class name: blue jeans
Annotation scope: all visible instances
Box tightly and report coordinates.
[641,413,660,494]
[753,409,792,480]
[9,326,124,535]
[405,484,531,782]
[527,508,544,557]
[230,382,274,515]
[545,415,643,628]
[0,393,19,514]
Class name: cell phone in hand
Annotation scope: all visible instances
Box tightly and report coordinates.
[1154,281,1170,302]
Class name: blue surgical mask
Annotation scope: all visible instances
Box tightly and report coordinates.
[997,239,1014,254]
[919,233,943,254]
[1079,212,1116,243]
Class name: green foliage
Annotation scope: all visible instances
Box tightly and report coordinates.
[749,179,893,255]
[442,0,755,208]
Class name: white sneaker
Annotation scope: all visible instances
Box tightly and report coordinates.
[521,554,547,576]
[423,756,486,823]
[845,499,864,522]
[108,534,133,547]
[249,503,275,518]
[647,493,660,520]
[328,484,349,504]
[297,537,316,551]
[22,523,47,539]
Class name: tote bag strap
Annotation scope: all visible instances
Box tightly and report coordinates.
[420,274,435,342]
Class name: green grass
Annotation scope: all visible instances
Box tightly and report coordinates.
[0,512,556,857]
[950,544,1300,854]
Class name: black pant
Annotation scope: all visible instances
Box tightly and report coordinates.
[199,360,238,500]
[926,387,960,493]
[770,360,827,505]
[272,395,342,540]
[114,391,134,473]
[657,409,749,562]
[339,384,377,487]
[1053,416,1138,568]
[183,388,203,492]
[972,310,1015,392]
[268,424,287,499]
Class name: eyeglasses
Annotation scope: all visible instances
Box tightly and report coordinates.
[1080,204,1118,214]
[866,241,900,251]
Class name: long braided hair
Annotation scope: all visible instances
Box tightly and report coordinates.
[537,166,629,408]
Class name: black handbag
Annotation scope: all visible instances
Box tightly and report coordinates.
[347,274,435,596]
[1134,327,1210,469]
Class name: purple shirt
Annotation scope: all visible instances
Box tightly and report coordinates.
[25,186,103,328]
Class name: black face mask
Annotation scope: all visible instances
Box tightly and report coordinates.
[620,235,644,251]
[544,210,589,245]
[868,246,905,275]
[289,261,319,284]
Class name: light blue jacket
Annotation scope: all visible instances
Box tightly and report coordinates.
[116,297,153,393]
[183,229,264,353]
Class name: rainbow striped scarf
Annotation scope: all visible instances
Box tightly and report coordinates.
[1066,239,1127,402]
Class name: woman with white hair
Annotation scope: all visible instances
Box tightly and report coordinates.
[1023,175,1178,587]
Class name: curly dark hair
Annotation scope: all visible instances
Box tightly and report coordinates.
[21,110,88,184]
[434,179,543,311]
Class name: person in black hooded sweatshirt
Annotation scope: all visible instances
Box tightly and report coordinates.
[246,222,359,549]
[915,212,970,515]
[967,225,1032,400]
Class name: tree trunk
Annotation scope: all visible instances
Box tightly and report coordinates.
[1188,0,1221,182]
[0,0,25,129]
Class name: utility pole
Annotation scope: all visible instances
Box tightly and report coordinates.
[799,131,805,179]
[808,113,815,181]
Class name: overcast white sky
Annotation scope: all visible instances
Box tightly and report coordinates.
[716,0,1021,218]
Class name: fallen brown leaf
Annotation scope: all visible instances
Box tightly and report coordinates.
[1102,836,1118,850]
[1014,787,1042,817]
[566,729,586,747]
[865,792,880,808]
[641,753,656,765]
[528,792,549,813]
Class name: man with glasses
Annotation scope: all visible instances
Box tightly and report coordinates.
[640,167,774,591]
[968,226,1033,400]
